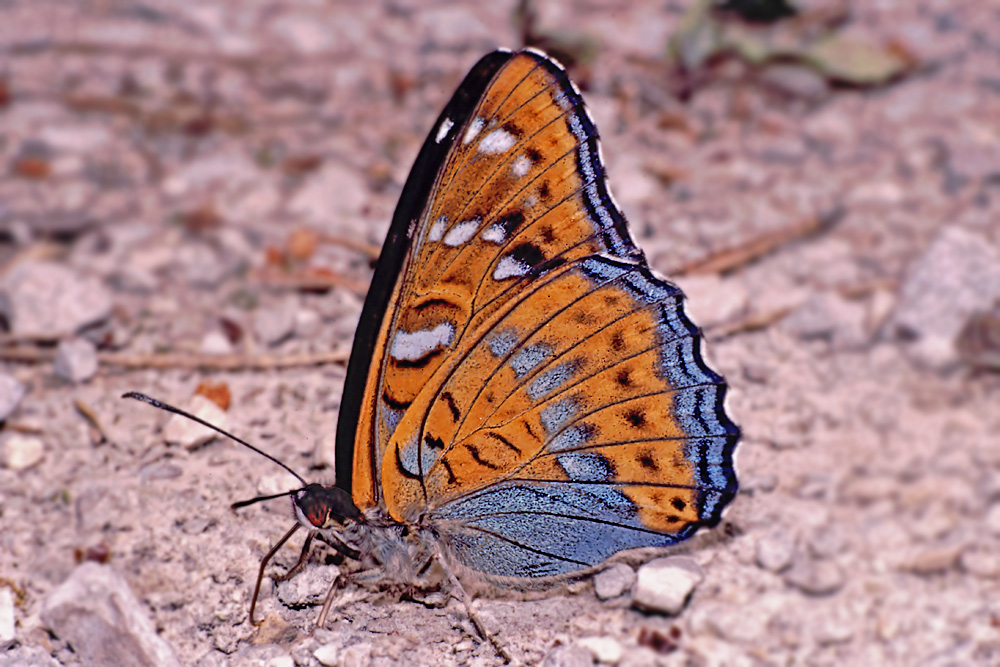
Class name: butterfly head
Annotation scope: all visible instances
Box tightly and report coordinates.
[292,483,363,531]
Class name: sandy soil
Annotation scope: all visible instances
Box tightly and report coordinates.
[1,1,999,665]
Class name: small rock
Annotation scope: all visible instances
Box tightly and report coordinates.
[200,330,235,356]
[543,643,594,667]
[162,394,228,449]
[755,530,796,572]
[313,432,338,470]
[960,546,1000,579]
[40,562,180,666]
[594,563,636,600]
[275,565,339,608]
[890,227,1000,368]
[2,434,44,471]
[53,338,99,383]
[900,544,963,575]
[0,373,26,421]
[294,308,321,338]
[0,261,113,339]
[253,301,297,347]
[313,643,339,667]
[783,558,844,596]
[0,587,14,649]
[576,636,623,664]
[632,557,704,615]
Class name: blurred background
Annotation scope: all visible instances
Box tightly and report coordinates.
[0,1,998,665]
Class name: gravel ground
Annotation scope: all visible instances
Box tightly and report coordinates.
[1,1,999,666]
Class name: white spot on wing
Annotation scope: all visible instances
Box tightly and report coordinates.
[435,118,454,144]
[511,154,532,177]
[493,256,530,280]
[443,218,479,246]
[478,129,517,154]
[481,223,506,244]
[463,117,485,145]
[390,322,455,361]
[427,216,447,242]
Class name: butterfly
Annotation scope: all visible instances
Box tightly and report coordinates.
[129,46,739,657]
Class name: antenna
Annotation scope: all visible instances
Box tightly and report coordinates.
[122,391,308,486]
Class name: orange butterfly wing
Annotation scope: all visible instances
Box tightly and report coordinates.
[337,50,738,578]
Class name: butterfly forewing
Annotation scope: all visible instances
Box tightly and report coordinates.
[354,51,641,505]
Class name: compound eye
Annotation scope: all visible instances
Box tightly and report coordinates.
[294,488,334,528]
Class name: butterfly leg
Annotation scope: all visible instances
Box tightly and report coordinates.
[312,572,349,632]
[273,532,315,583]
[433,549,513,664]
[249,523,301,624]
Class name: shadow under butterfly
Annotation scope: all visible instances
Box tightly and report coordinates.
[127,47,739,660]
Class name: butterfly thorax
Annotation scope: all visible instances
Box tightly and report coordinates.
[336,509,444,588]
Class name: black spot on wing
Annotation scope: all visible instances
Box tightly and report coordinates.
[495,210,525,236]
[441,457,457,484]
[441,391,461,422]
[381,389,412,411]
[392,348,445,369]
[464,444,500,470]
[394,443,422,480]
[624,408,646,428]
[509,242,545,269]
[485,431,522,455]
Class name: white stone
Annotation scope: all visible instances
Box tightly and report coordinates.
[313,644,339,666]
[294,308,321,338]
[200,330,234,356]
[54,338,99,383]
[254,300,297,347]
[162,394,228,449]
[593,563,636,600]
[632,556,704,614]
[576,636,623,664]
[0,261,113,339]
[41,563,179,666]
[890,227,1000,368]
[2,434,44,471]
